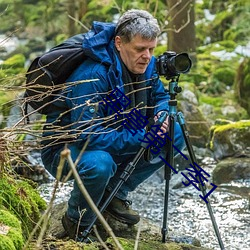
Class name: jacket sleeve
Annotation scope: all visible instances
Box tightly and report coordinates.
[65,61,146,156]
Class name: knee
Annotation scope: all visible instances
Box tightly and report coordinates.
[77,150,117,181]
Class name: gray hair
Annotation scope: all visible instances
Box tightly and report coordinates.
[115,9,160,43]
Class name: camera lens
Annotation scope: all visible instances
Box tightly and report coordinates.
[174,53,192,73]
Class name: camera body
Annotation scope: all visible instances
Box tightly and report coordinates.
[156,51,192,79]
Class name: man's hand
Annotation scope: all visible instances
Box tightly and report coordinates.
[154,111,169,138]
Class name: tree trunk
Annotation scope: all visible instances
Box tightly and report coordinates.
[167,0,196,62]
[67,0,77,36]
[78,0,88,20]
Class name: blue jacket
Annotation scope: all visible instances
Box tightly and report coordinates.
[44,21,170,156]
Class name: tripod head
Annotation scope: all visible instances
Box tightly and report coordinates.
[168,76,182,100]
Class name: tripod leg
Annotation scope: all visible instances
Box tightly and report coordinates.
[161,114,175,243]
[177,112,225,250]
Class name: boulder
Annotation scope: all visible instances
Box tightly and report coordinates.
[213,157,250,184]
[209,120,250,160]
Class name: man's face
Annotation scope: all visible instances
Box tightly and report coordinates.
[115,35,157,74]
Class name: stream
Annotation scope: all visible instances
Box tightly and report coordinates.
[38,155,250,250]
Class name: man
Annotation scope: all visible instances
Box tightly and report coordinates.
[41,9,185,241]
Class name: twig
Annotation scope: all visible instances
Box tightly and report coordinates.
[93,225,110,250]
[134,220,142,250]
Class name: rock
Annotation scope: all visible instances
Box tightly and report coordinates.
[43,201,212,250]
[181,89,199,105]
[179,100,211,148]
[209,120,250,160]
[212,157,250,184]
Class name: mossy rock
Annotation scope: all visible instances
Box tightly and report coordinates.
[0,209,24,250]
[106,237,211,250]
[0,174,47,239]
[209,120,250,160]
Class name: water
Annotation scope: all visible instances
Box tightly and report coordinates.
[38,157,250,250]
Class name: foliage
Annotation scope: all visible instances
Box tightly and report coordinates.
[197,0,250,45]
[234,57,250,115]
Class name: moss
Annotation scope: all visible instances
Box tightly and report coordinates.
[1,54,25,69]
[0,209,24,249]
[213,67,235,86]
[0,54,26,86]
[199,95,224,107]
[105,237,207,250]
[0,209,21,229]
[0,174,47,239]
[0,235,16,250]
[209,120,250,150]
[212,120,250,133]
[7,228,24,249]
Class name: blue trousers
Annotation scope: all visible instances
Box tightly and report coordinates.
[41,123,185,226]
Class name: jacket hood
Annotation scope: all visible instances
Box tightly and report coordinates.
[82,21,116,65]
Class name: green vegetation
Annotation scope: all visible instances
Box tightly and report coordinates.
[0,209,24,250]
[209,120,250,150]
[0,174,47,240]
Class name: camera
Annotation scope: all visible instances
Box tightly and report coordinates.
[156,51,192,79]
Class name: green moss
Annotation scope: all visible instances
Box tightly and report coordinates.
[1,54,25,69]
[0,235,16,250]
[213,120,250,133]
[213,67,235,86]
[199,95,224,107]
[209,120,250,150]
[0,175,47,239]
[0,209,24,249]
[0,209,21,229]
[7,228,24,249]
[105,237,206,250]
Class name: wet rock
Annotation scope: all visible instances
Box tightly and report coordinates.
[213,157,250,184]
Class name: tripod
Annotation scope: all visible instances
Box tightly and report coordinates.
[161,77,225,249]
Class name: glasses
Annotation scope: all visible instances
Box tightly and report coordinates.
[115,17,139,35]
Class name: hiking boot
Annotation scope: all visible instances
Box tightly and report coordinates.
[61,213,97,243]
[105,196,140,225]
